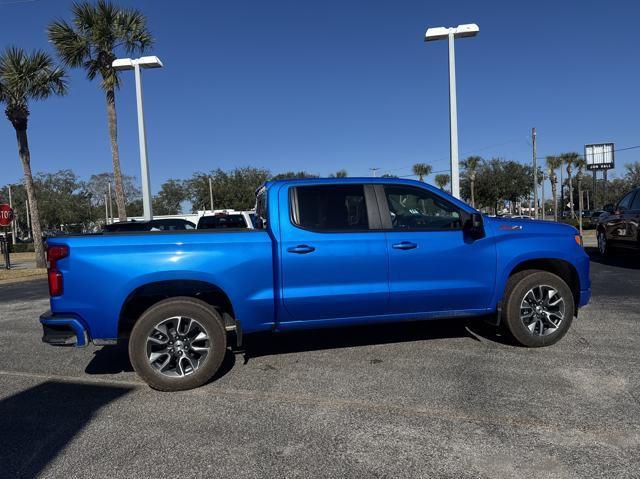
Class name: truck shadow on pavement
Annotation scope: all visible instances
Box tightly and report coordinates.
[84,318,505,381]
[0,380,132,479]
[242,317,507,362]
[85,341,237,382]
[585,247,640,269]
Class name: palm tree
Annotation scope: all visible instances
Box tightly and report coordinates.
[462,155,482,207]
[561,152,579,219]
[434,173,450,192]
[48,1,152,221]
[412,163,432,182]
[0,47,67,268]
[575,157,586,223]
[546,156,562,221]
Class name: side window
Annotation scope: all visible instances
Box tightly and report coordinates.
[631,191,640,211]
[384,185,461,230]
[292,185,369,231]
[617,191,635,211]
[255,189,268,229]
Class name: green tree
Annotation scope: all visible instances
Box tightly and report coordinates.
[434,173,450,191]
[625,161,640,188]
[187,167,271,211]
[270,171,318,180]
[329,169,348,178]
[34,170,92,230]
[153,179,187,215]
[560,152,579,218]
[546,156,562,221]
[0,47,67,267]
[412,163,432,182]
[48,1,152,221]
[461,156,482,207]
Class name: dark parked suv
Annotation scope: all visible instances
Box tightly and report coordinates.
[596,187,640,255]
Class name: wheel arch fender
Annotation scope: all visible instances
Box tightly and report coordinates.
[118,278,237,339]
[493,256,581,314]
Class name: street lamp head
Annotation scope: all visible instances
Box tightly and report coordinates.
[112,56,163,71]
[424,27,450,42]
[454,23,479,38]
[424,23,479,42]
[137,56,163,69]
[112,58,134,71]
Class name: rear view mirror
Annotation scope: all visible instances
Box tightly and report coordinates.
[463,213,485,240]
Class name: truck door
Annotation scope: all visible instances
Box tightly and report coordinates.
[375,184,496,315]
[626,190,640,248]
[279,183,389,322]
[606,190,636,247]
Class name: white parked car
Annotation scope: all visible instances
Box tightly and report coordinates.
[196,210,256,230]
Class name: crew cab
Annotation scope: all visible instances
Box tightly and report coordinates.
[41,178,591,391]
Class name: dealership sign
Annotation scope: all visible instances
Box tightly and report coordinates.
[0,204,15,227]
[584,143,614,171]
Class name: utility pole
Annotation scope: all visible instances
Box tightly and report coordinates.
[208,177,214,212]
[532,128,538,219]
[541,173,546,221]
[369,168,380,177]
[107,182,114,224]
[586,189,590,211]
[559,165,564,218]
[104,194,109,226]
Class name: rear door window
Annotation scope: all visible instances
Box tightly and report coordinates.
[292,185,369,231]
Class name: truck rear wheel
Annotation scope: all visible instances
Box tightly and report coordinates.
[501,270,574,347]
[129,297,227,391]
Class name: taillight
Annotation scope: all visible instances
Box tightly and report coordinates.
[48,271,64,296]
[47,245,69,265]
[47,245,69,296]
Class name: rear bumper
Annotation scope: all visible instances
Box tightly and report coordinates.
[40,311,89,347]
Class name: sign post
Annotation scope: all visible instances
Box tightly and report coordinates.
[0,204,15,269]
[584,143,614,209]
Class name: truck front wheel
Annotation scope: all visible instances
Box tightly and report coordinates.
[501,270,574,347]
[129,297,227,391]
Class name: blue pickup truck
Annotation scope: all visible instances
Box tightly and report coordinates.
[41,178,591,391]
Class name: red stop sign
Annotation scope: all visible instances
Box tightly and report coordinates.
[0,204,15,226]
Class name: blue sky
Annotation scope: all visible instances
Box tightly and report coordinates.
[1,0,638,193]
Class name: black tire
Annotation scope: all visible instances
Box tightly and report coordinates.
[501,270,574,348]
[597,229,612,256]
[129,297,227,391]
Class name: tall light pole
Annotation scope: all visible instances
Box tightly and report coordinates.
[424,23,479,199]
[112,56,163,221]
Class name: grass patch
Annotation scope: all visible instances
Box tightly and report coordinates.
[0,268,47,284]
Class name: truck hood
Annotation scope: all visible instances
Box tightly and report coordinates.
[485,216,578,236]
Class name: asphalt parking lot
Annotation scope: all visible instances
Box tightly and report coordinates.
[0,248,639,479]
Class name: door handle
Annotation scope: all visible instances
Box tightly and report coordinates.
[287,244,316,254]
[392,241,418,250]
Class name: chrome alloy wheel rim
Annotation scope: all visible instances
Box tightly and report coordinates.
[520,285,565,336]
[598,231,606,255]
[146,316,210,377]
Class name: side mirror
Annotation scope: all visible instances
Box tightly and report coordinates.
[603,204,615,214]
[463,212,485,240]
